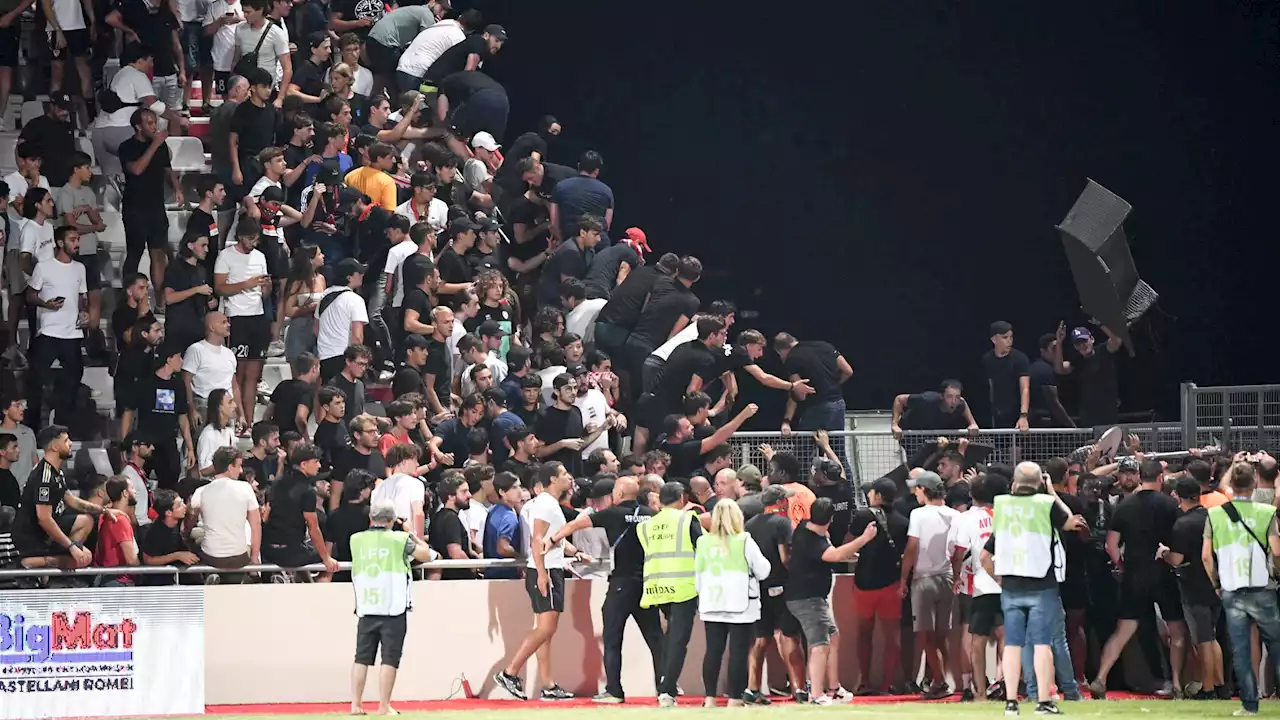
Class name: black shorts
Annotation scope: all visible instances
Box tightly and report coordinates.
[753,591,802,639]
[968,593,1004,637]
[49,29,92,59]
[214,71,230,96]
[0,27,19,67]
[123,207,170,251]
[354,613,408,668]
[229,313,270,361]
[1182,602,1222,645]
[16,511,81,558]
[76,253,102,291]
[1118,568,1184,621]
[1059,575,1088,611]
[525,567,566,614]
[262,542,320,568]
[957,593,972,625]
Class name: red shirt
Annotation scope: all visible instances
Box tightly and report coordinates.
[378,430,410,459]
[94,515,137,585]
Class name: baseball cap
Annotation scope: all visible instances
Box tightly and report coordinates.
[478,319,509,337]
[471,131,501,152]
[1071,327,1093,343]
[990,320,1013,337]
[566,363,588,378]
[338,186,367,212]
[402,333,430,350]
[589,478,615,500]
[1117,456,1140,473]
[485,24,508,41]
[335,258,367,283]
[622,227,651,256]
[450,216,480,235]
[761,485,792,507]
[908,470,945,492]
[738,464,763,485]
[48,92,73,109]
[476,215,501,232]
[812,457,842,482]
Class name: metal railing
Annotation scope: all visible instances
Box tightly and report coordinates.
[0,557,526,581]
[1182,382,1280,452]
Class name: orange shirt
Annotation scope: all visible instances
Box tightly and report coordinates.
[344,166,398,211]
[784,482,817,527]
[1201,490,1230,508]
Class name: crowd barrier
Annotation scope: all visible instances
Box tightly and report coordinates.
[1182,382,1280,451]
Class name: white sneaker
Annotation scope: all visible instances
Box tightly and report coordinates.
[657,693,675,708]
[810,694,833,706]
[831,687,853,703]
[267,340,285,357]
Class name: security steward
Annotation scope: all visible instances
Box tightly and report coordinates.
[548,475,663,703]
[639,481,703,707]
[349,501,436,715]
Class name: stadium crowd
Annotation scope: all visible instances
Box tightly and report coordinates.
[0,1,1277,717]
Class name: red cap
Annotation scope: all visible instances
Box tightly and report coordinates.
[622,227,650,257]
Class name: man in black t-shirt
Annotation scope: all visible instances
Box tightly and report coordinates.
[1089,458,1186,698]
[1053,323,1122,429]
[537,214,602,307]
[262,443,340,572]
[118,107,179,285]
[743,486,806,703]
[137,489,200,585]
[11,425,115,568]
[391,333,431,398]
[655,404,759,483]
[593,252,680,356]
[1030,333,1074,427]
[848,478,910,694]
[980,321,1030,430]
[429,471,477,579]
[637,315,728,451]
[230,69,280,188]
[621,257,701,380]
[1158,476,1224,698]
[892,380,978,436]
[424,24,506,84]
[268,354,319,437]
[131,343,195,489]
[535,374,604,477]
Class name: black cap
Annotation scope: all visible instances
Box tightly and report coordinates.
[485,24,508,41]
[402,333,430,350]
[566,363,588,378]
[476,215,501,232]
[450,216,480,235]
[335,258,367,283]
[478,319,509,337]
[48,92,73,109]
[338,186,367,212]
[813,457,843,482]
[589,478,615,500]
[990,320,1013,336]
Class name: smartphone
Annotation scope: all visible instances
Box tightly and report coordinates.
[54,296,65,303]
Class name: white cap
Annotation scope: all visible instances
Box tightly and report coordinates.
[471,131,500,152]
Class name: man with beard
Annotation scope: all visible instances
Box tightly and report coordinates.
[428,470,476,579]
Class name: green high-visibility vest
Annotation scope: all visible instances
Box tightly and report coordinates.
[694,532,750,614]
[351,528,413,617]
[638,507,697,608]
[1208,500,1277,592]
[992,494,1054,579]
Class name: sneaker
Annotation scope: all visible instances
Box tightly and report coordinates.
[830,687,853,703]
[1217,686,1234,701]
[1085,680,1106,700]
[267,340,285,358]
[1006,700,1020,716]
[204,573,221,585]
[493,671,526,701]
[1153,683,1174,699]
[1233,709,1258,717]
[1035,700,1062,715]
[792,689,810,704]
[988,681,1008,701]
[592,693,623,704]
[657,693,676,708]
[961,687,976,702]
[539,685,574,701]
[921,684,953,700]
[1190,690,1217,701]
[741,690,771,706]
[810,694,833,706]
[2,346,27,370]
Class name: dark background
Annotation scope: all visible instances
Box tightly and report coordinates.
[468,0,1279,423]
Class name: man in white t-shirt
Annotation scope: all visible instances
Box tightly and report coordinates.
[949,474,1006,700]
[25,226,87,431]
[316,259,369,382]
[560,279,606,345]
[188,446,261,570]
[234,0,290,95]
[204,0,244,96]
[214,216,271,431]
[370,442,426,538]
[901,471,961,700]
[182,311,237,429]
[395,17,462,91]
[394,171,448,230]
[494,461,582,701]
[92,44,160,179]
[5,145,50,224]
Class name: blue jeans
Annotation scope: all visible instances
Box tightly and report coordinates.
[1223,587,1280,712]
[799,398,849,477]
[1023,594,1080,700]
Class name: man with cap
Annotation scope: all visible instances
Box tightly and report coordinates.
[848,477,910,695]
[980,320,1031,430]
[583,227,647,301]
[537,213,603,307]
[436,216,479,296]
[463,132,501,204]
[423,23,507,86]
[467,214,504,274]
[316,258,370,383]
[18,93,76,187]
[1157,475,1225,700]
[1050,321,1123,428]
[742,484,808,704]
[391,333,431,398]
[349,501,435,716]
[899,470,960,700]
[261,442,341,573]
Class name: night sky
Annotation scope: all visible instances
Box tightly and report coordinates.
[467,1,1280,422]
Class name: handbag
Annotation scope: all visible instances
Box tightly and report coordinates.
[232,23,273,79]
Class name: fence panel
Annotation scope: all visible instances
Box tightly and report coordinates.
[1185,383,1280,452]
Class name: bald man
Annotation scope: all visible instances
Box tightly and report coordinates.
[547,474,664,703]
[689,475,715,512]
[181,311,239,431]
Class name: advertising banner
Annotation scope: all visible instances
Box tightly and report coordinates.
[0,585,204,719]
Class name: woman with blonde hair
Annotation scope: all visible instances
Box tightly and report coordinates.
[695,499,771,707]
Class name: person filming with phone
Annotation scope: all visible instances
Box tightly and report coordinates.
[25,226,88,433]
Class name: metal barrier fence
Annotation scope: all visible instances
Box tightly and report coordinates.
[1182,382,1280,452]
[723,425,1187,506]
[0,557,566,581]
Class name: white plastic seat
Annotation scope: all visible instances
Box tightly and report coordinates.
[77,135,96,167]
[19,101,44,128]
[0,134,18,173]
[167,209,191,249]
[99,210,126,252]
[167,136,208,172]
